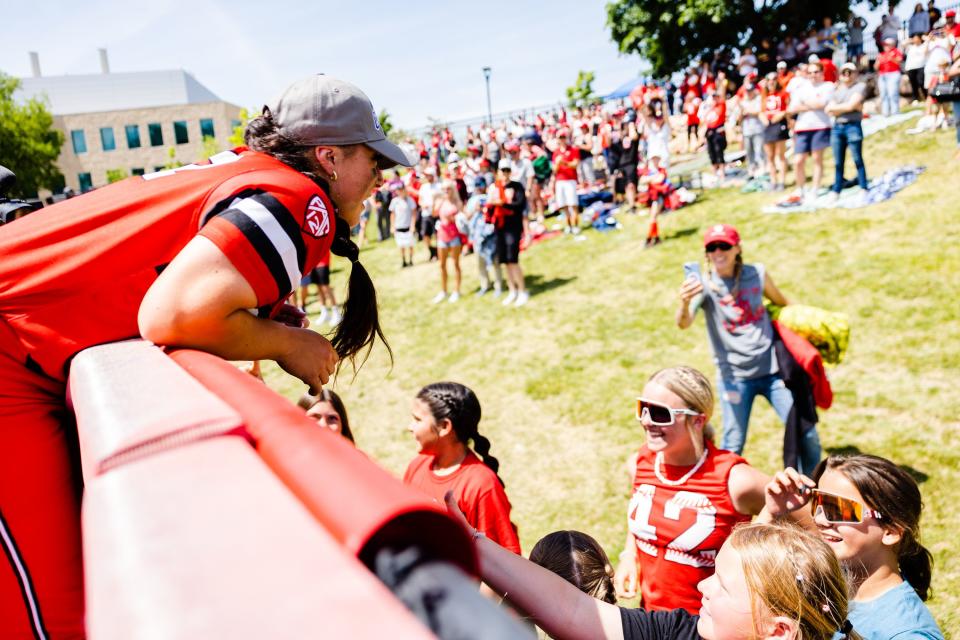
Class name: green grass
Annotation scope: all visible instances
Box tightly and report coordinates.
[265,119,960,634]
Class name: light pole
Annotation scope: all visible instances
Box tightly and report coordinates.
[482,66,492,126]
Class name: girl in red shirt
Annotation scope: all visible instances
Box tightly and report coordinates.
[760,73,791,191]
[403,382,521,554]
[682,91,702,153]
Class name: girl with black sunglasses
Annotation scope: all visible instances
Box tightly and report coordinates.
[761,454,944,638]
[676,224,822,475]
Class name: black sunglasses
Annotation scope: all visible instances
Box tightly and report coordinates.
[705,242,733,253]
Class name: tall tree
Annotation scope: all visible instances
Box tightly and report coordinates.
[0,72,64,197]
[606,0,882,78]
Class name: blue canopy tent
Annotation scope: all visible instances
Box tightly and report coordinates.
[602,77,644,101]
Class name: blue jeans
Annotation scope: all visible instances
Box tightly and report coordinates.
[718,374,822,475]
[831,122,868,192]
[953,101,960,147]
[878,72,901,116]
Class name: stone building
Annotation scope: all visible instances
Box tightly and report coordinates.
[15,51,243,193]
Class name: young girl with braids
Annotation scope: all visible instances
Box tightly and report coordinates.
[446,496,863,640]
[403,382,521,553]
[762,454,944,638]
[614,365,773,613]
[677,224,822,475]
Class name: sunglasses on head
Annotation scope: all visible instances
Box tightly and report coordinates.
[810,489,883,524]
[705,242,733,253]
[636,398,701,425]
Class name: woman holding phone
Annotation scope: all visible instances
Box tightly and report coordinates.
[676,224,821,474]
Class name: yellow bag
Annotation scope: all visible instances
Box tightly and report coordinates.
[767,304,850,365]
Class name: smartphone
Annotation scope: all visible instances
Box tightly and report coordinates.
[682,262,701,284]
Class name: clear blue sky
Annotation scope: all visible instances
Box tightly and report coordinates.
[2,0,645,130]
[2,1,942,131]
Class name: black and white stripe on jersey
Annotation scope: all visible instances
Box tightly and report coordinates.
[208,191,307,297]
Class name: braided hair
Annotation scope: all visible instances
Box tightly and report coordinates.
[416,382,505,487]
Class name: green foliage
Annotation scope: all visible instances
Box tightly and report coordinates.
[105,168,128,184]
[566,70,597,108]
[163,147,183,170]
[377,108,393,137]
[0,72,65,197]
[606,0,883,77]
[201,135,221,159]
[228,108,253,148]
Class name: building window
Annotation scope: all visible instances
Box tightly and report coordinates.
[148,123,164,147]
[71,130,87,154]
[174,121,189,144]
[78,172,93,192]
[100,127,116,151]
[131,167,145,176]
[125,125,141,149]
[231,119,242,131]
[200,118,215,139]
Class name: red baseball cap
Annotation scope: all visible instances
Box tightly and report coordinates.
[703,224,740,247]
[946,9,956,17]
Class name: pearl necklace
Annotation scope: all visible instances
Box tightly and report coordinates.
[654,450,708,486]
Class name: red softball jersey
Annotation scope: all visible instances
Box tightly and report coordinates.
[627,442,750,614]
[0,149,334,380]
[404,451,521,554]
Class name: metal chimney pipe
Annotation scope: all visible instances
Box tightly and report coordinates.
[98,48,110,74]
[29,52,41,77]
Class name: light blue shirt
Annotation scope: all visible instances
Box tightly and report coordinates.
[837,581,943,640]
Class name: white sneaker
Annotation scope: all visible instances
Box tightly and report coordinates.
[327,306,342,326]
[572,226,581,235]
[431,292,447,304]
[502,290,517,305]
[823,191,839,206]
[476,286,489,297]
[316,307,330,324]
[514,291,530,307]
[448,291,460,303]
[492,287,503,298]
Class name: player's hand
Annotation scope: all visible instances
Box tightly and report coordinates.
[614,554,639,599]
[273,303,309,328]
[678,275,704,305]
[276,329,338,394]
[763,468,816,517]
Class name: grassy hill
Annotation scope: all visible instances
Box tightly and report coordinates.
[264,117,960,634]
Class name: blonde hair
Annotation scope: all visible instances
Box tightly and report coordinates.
[648,366,716,456]
[730,522,862,640]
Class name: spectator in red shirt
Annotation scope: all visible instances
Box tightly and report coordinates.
[682,90,702,152]
[876,37,904,116]
[403,382,521,554]
[947,10,960,38]
[760,72,790,192]
[552,129,581,234]
[699,89,728,181]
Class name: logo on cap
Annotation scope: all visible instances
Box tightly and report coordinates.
[303,195,331,238]
[372,108,382,133]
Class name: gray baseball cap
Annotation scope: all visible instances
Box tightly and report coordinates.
[267,74,412,169]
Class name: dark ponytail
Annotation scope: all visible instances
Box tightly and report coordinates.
[815,454,933,601]
[329,216,392,370]
[246,111,392,371]
[416,382,504,487]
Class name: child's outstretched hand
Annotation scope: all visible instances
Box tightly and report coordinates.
[764,467,816,517]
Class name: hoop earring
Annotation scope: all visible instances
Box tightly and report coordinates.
[330,171,338,182]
